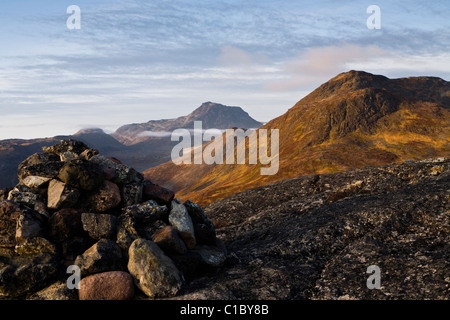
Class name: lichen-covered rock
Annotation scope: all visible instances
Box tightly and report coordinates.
[7,185,41,208]
[122,200,168,224]
[174,158,450,300]
[17,153,62,189]
[127,238,183,299]
[121,182,143,207]
[28,280,77,300]
[81,213,116,240]
[79,271,134,300]
[83,180,121,212]
[74,239,124,277]
[42,139,89,156]
[0,201,20,256]
[58,159,104,191]
[0,253,58,298]
[115,214,140,253]
[169,200,196,249]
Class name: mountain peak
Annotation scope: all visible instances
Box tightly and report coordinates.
[74,128,106,136]
[113,102,263,145]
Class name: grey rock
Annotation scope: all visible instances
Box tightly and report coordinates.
[7,185,41,208]
[169,200,196,249]
[47,179,80,210]
[122,200,168,224]
[192,245,227,268]
[15,207,45,240]
[127,238,183,299]
[74,239,124,277]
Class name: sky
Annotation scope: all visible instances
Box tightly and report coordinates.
[0,0,449,139]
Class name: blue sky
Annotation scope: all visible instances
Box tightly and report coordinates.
[0,0,449,139]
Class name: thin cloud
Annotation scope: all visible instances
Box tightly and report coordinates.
[266,44,392,91]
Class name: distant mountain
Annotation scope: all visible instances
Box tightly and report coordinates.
[0,102,262,189]
[145,70,450,206]
[112,102,263,145]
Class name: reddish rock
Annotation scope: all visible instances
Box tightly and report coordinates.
[85,181,121,212]
[143,182,174,205]
[79,271,134,300]
[153,226,187,255]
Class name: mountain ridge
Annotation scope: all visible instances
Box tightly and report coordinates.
[0,102,261,189]
[146,70,450,206]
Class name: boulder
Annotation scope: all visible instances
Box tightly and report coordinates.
[127,238,183,299]
[89,155,143,185]
[78,148,99,160]
[74,239,124,277]
[17,153,61,189]
[143,182,175,205]
[81,213,117,240]
[59,151,78,162]
[168,200,196,249]
[15,207,45,240]
[83,180,121,212]
[7,185,41,208]
[153,226,187,255]
[58,159,104,191]
[122,200,168,224]
[79,271,134,300]
[47,179,80,210]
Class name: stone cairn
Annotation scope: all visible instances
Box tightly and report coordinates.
[0,140,226,300]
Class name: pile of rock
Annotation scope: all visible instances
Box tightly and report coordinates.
[0,140,226,300]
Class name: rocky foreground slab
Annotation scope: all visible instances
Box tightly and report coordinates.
[178,158,449,300]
